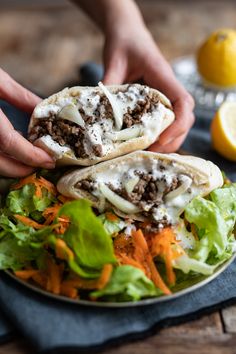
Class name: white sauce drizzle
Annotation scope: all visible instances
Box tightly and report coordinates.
[87,156,199,225]
[33,84,173,159]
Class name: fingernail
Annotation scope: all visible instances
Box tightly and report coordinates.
[42,161,55,169]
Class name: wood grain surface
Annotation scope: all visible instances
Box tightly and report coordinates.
[1,312,236,354]
[0,0,236,353]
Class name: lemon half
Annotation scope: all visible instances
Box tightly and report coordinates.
[197,29,236,88]
[211,102,236,161]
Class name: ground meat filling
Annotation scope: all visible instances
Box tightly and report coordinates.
[107,172,180,217]
[123,90,161,128]
[29,117,89,158]
[79,95,113,124]
[75,170,181,227]
[29,87,164,158]
[76,179,94,192]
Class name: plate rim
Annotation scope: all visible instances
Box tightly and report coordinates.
[5,252,236,308]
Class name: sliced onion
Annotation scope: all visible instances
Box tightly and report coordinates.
[97,195,106,213]
[98,82,123,130]
[58,104,85,128]
[165,176,192,202]
[124,176,140,194]
[99,183,140,214]
[105,125,143,141]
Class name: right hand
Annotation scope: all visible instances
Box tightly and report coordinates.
[103,23,195,153]
[0,69,55,178]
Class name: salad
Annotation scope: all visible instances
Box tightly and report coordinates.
[0,172,235,302]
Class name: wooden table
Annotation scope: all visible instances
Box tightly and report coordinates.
[0,0,236,352]
[1,309,236,354]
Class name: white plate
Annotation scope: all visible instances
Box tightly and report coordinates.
[5,253,236,307]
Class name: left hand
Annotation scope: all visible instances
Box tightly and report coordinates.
[103,23,195,152]
[0,69,55,177]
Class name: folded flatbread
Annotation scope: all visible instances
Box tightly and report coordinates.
[28,83,175,166]
[57,151,223,227]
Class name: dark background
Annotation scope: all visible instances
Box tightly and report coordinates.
[0,2,236,354]
[0,0,235,96]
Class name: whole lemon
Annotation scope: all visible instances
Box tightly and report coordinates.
[197,28,236,88]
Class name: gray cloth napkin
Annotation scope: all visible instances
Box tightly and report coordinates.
[0,261,236,353]
[0,310,13,344]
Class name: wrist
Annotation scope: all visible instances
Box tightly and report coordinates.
[101,0,146,36]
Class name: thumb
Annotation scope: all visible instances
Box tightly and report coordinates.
[0,69,41,113]
[103,53,127,85]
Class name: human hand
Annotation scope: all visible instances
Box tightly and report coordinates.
[0,69,55,177]
[103,21,195,152]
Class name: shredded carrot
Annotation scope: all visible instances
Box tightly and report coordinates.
[46,257,62,295]
[53,216,70,235]
[12,173,37,190]
[151,228,175,284]
[60,284,78,299]
[43,206,62,215]
[116,253,146,273]
[55,239,74,261]
[11,173,57,199]
[150,227,185,285]
[61,278,98,290]
[132,229,171,295]
[42,205,62,225]
[132,229,149,252]
[55,226,69,235]
[58,216,70,223]
[105,212,119,222]
[15,209,69,234]
[13,173,43,197]
[15,269,39,280]
[132,232,152,279]
[165,246,176,285]
[32,272,48,289]
[190,224,199,241]
[44,214,56,226]
[38,176,57,195]
[146,253,171,295]
[114,233,133,255]
[96,264,113,290]
[42,206,70,231]
[60,264,113,293]
[57,195,73,203]
[14,214,45,229]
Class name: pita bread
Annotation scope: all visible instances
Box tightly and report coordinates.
[57,151,223,223]
[29,84,175,166]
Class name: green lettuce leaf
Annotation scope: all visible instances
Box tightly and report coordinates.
[210,185,236,233]
[46,234,102,278]
[0,214,17,232]
[184,185,236,265]
[58,200,116,278]
[173,249,233,276]
[91,265,160,301]
[6,184,55,217]
[184,197,229,261]
[173,255,217,275]
[0,236,44,271]
[0,213,52,243]
[98,213,127,236]
[0,213,34,242]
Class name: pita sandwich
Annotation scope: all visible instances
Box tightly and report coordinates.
[57,151,223,226]
[28,83,175,166]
